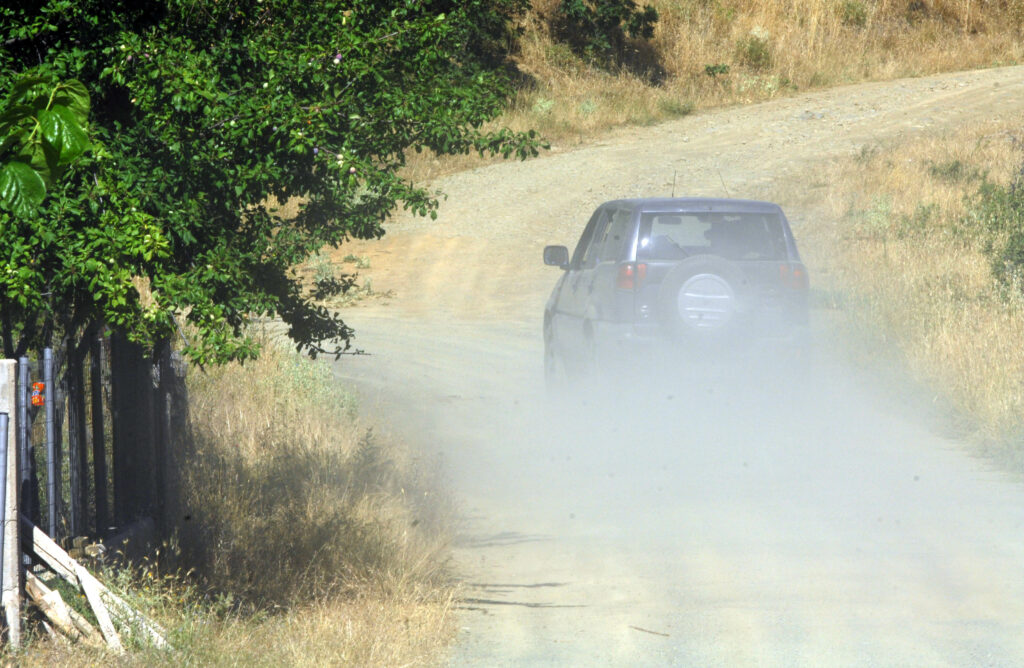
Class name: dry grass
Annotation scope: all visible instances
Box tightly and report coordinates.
[178,340,451,604]
[783,117,1024,452]
[13,340,456,666]
[18,590,456,667]
[405,0,1024,182]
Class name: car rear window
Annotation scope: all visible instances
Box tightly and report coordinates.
[637,211,788,261]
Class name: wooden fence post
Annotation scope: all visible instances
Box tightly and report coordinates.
[67,343,88,538]
[153,343,168,535]
[90,335,108,536]
[0,360,21,647]
[110,333,156,526]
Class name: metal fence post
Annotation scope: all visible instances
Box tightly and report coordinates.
[44,348,57,538]
[0,413,8,602]
[16,357,28,526]
[67,344,88,538]
[0,360,21,647]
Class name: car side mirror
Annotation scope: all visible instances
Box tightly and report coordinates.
[543,245,570,269]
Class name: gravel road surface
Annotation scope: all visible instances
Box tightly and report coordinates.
[334,66,1024,666]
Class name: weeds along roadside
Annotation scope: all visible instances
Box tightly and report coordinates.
[15,340,456,666]
[404,0,1024,182]
[787,119,1024,464]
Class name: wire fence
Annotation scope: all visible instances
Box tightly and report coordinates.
[0,333,186,646]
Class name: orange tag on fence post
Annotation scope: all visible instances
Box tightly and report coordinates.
[31,382,44,406]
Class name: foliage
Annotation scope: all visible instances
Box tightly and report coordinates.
[553,0,659,68]
[0,76,91,218]
[736,29,773,70]
[455,0,532,67]
[966,165,1024,289]
[704,63,730,78]
[839,0,869,28]
[0,0,544,363]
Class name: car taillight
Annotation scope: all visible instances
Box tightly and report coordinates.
[617,262,647,290]
[778,262,809,289]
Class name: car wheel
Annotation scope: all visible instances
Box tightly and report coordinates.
[658,254,749,340]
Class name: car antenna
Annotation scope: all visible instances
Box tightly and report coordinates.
[670,169,677,198]
[717,169,731,198]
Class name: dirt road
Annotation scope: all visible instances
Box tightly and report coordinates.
[333,66,1024,666]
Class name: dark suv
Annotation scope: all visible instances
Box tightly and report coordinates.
[543,197,809,384]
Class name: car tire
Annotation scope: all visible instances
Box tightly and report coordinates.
[657,254,750,341]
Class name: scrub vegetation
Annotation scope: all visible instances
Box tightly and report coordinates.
[789,120,1024,461]
[406,0,1024,180]
[16,340,455,666]
[513,0,1024,138]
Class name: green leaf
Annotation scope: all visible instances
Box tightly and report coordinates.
[6,76,51,104]
[0,161,46,217]
[17,139,55,187]
[51,80,90,123]
[38,105,90,165]
[0,104,36,137]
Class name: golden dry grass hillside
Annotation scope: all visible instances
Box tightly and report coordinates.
[408,0,1024,180]
[782,119,1024,462]
[513,0,1024,137]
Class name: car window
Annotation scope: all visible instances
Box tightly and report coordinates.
[638,212,787,260]
[570,208,607,269]
[580,208,611,268]
[596,208,633,262]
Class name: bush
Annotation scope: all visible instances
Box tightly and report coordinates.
[553,0,659,68]
[704,63,730,78]
[971,171,1024,288]
[839,0,869,28]
[736,29,773,70]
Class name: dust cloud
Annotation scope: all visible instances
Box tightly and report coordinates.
[336,314,1024,666]
[325,64,1024,665]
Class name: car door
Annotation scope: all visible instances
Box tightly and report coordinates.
[585,206,635,324]
[549,206,610,356]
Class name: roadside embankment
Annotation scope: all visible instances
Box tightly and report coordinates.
[17,340,456,666]
[790,118,1024,462]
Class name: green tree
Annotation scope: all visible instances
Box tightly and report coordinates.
[554,0,659,68]
[0,0,543,363]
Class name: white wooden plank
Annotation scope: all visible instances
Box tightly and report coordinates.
[21,516,169,648]
[26,570,103,647]
[76,562,123,652]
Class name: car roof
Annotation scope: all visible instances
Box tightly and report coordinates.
[605,197,784,215]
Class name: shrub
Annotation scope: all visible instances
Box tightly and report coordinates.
[736,29,773,70]
[839,0,869,28]
[969,167,1024,288]
[704,63,730,78]
[553,0,660,68]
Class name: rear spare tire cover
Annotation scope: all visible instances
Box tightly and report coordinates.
[658,254,749,338]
